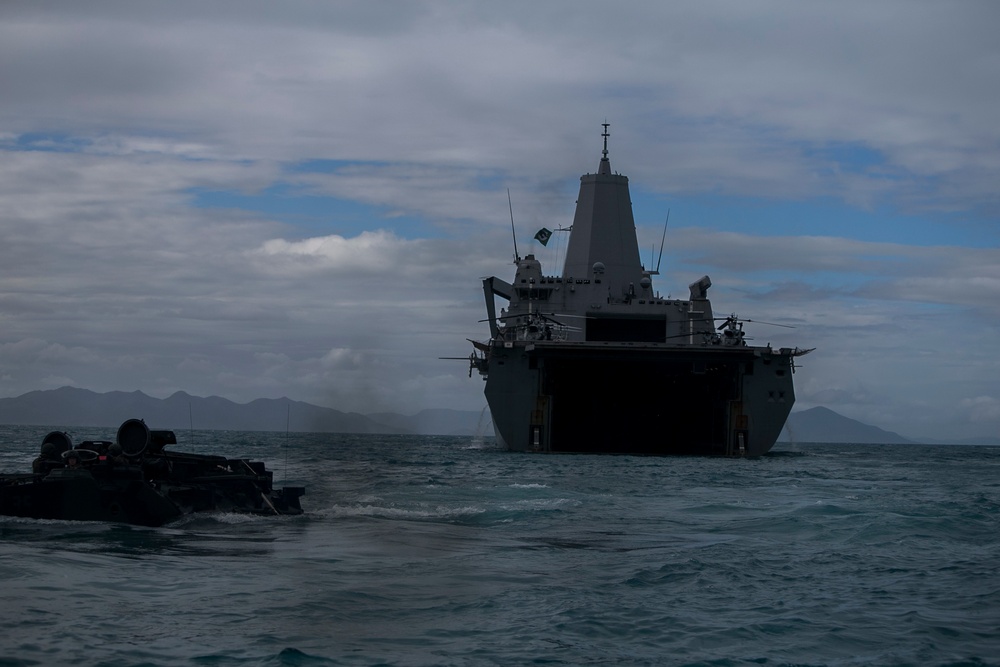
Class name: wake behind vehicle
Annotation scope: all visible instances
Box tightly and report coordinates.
[1,419,304,526]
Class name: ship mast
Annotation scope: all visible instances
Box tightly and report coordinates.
[560,122,644,297]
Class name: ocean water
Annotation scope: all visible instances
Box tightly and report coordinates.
[0,425,997,666]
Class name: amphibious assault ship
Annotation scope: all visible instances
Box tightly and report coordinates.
[470,125,809,455]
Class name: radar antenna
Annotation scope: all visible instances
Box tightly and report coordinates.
[508,188,520,263]
[653,209,670,275]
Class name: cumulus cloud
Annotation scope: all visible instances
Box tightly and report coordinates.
[253,230,416,274]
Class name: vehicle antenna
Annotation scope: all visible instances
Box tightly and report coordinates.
[283,401,290,483]
[654,209,670,274]
[508,188,520,263]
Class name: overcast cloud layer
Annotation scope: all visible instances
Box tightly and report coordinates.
[1,1,997,440]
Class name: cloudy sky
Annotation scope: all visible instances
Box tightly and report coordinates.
[1,1,997,441]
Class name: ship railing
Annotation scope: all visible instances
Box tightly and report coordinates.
[502,323,570,342]
[497,313,571,343]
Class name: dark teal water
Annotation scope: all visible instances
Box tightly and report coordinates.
[1,426,998,666]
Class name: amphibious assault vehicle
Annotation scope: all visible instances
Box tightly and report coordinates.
[1,418,304,526]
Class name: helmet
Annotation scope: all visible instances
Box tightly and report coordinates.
[109,443,123,456]
[41,442,58,458]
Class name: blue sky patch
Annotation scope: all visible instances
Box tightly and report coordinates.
[804,141,888,175]
[630,189,992,248]
[186,185,438,240]
[10,132,91,153]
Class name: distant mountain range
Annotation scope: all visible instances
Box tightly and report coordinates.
[0,387,994,444]
[0,387,491,436]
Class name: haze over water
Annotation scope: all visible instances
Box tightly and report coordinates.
[1,427,997,666]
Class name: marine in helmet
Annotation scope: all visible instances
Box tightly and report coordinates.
[32,442,62,474]
[107,442,128,466]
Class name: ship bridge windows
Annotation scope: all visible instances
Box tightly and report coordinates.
[517,287,551,300]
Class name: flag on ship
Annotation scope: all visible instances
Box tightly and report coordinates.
[534,228,552,246]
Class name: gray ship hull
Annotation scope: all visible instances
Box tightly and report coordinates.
[485,340,795,456]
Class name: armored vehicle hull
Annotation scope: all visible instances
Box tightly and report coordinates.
[1,419,304,526]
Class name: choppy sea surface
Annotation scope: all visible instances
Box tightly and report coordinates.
[1,425,997,667]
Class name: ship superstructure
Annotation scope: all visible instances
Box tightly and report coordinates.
[470,125,809,455]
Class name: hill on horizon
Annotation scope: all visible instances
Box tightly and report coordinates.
[780,406,913,444]
[0,386,490,437]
